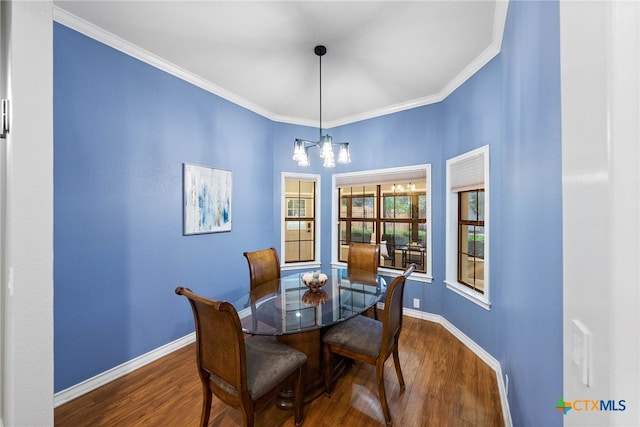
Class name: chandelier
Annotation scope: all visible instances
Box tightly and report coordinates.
[292,45,351,168]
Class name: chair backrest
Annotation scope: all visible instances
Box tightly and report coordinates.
[380,264,415,353]
[348,243,380,284]
[243,247,281,291]
[175,287,247,402]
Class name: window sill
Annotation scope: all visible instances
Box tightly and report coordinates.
[380,266,432,283]
[282,261,321,272]
[330,262,433,283]
[445,280,491,310]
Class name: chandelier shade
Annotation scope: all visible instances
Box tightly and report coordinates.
[292,45,351,168]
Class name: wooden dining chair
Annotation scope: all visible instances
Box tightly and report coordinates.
[347,242,380,282]
[243,247,281,329]
[322,264,415,426]
[243,247,281,290]
[175,287,306,427]
[347,242,380,319]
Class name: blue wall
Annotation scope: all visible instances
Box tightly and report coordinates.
[54,23,277,391]
[54,2,562,425]
[438,2,562,425]
[271,3,562,425]
[440,3,563,425]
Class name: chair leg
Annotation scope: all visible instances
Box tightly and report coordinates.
[241,405,255,427]
[392,342,405,392]
[323,344,334,396]
[375,359,392,426]
[200,386,212,427]
[294,365,305,426]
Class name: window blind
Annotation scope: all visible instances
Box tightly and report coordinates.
[335,166,427,188]
[449,151,485,192]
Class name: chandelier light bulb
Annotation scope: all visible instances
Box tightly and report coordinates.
[292,139,305,161]
[320,134,334,158]
[323,151,336,168]
[337,143,351,164]
[297,147,310,167]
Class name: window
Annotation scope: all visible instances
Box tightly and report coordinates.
[282,173,320,267]
[287,199,306,218]
[332,165,432,281]
[446,146,490,309]
[458,190,485,292]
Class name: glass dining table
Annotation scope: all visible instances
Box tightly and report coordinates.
[231,267,387,408]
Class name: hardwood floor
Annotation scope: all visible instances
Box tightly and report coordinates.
[55,317,504,427]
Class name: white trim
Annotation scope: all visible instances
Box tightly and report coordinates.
[280,172,321,267]
[54,306,512,427]
[332,261,433,284]
[53,303,251,407]
[445,280,491,311]
[281,261,322,272]
[445,145,490,308]
[52,2,509,129]
[401,308,512,427]
[53,333,195,408]
[331,164,432,279]
[237,307,251,320]
[334,164,427,187]
[277,1,510,128]
[52,7,274,121]
[380,266,432,284]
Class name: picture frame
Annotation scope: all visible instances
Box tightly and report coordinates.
[183,163,232,235]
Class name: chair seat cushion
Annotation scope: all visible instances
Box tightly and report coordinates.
[322,315,382,358]
[245,336,307,401]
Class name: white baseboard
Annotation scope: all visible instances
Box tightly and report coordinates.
[53,332,195,408]
[401,307,513,427]
[54,306,513,427]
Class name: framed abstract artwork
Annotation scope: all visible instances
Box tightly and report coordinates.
[183,163,232,235]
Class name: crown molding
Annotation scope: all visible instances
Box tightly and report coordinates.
[284,0,509,128]
[53,6,276,122]
[53,1,508,128]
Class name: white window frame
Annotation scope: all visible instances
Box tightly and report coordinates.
[445,145,490,309]
[331,164,432,283]
[281,172,321,271]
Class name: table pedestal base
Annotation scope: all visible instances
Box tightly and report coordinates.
[274,328,353,409]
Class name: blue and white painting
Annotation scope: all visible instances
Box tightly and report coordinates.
[183,163,232,234]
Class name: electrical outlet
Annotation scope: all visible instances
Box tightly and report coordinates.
[413,298,420,308]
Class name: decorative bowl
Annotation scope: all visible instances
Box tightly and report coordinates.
[302,289,329,306]
[301,271,328,292]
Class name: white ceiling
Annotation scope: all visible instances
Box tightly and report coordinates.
[53,1,508,128]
